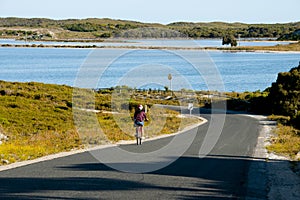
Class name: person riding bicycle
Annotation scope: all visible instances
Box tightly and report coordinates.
[133,105,148,145]
[134,104,148,127]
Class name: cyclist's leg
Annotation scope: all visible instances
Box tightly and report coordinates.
[140,126,144,138]
[139,126,143,138]
[139,126,142,145]
[135,126,139,136]
[136,126,139,145]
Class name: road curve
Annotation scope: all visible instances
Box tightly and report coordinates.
[0,109,267,199]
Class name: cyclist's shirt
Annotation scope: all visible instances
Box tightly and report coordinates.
[134,110,147,122]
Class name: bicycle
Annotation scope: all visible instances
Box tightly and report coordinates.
[135,124,143,145]
[133,104,148,145]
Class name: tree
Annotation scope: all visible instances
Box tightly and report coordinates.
[277,29,300,41]
[267,63,300,128]
[222,34,237,47]
[95,32,112,38]
[164,86,169,92]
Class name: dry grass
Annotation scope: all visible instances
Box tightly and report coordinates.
[267,124,300,160]
[97,109,201,143]
[0,130,81,164]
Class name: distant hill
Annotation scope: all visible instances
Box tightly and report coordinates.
[0,17,300,40]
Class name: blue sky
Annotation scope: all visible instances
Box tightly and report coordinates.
[0,0,299,24]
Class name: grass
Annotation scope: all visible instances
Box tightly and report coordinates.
[267,114,291,125]
[266,114,300,160]
[267,124,300,160]
[0,81,201,165]
[0,81,81,164]
[96,109,200,142]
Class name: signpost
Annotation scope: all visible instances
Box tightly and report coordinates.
[168,74,172,91]
[188,103,193,115]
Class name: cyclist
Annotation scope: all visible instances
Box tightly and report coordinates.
[134,104,148,140]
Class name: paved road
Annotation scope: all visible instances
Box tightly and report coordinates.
[0,109,268,199]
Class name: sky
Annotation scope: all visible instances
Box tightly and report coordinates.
[0,0,299,24]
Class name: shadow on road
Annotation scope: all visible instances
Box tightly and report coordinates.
[0,154,288,199]
[0,109,295,199]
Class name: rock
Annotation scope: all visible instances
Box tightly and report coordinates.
[295,152,300,160]
[0,133,8,144]
[1,159,9,165]
[0,133,4,139]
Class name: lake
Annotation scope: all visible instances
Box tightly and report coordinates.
[0,47,299,92]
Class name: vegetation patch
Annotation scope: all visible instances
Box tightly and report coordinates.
[267,124,300,160]
[0,17,299,41]
[222,63,300,160]
[0,81,201,165]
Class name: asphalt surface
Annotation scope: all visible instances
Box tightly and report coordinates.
[0,109,267,199]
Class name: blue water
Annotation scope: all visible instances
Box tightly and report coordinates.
[0,47,299,92]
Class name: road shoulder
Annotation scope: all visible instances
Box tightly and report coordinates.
[245,114,300,200]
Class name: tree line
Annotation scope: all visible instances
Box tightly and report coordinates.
[0,17,299,40]
[277,29,300,41]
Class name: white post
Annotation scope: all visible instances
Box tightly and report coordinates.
[188,103,193,116]
[168,74,172,92]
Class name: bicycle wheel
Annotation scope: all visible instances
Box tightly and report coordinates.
[136,126,142,145]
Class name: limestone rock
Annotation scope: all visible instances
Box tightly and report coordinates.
[295,151,300,160]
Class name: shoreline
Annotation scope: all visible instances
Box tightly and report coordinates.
[1,43,300,53]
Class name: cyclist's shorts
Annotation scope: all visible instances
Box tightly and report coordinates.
[134,121,144,126]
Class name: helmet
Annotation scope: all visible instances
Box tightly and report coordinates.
[138,104,143,110]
